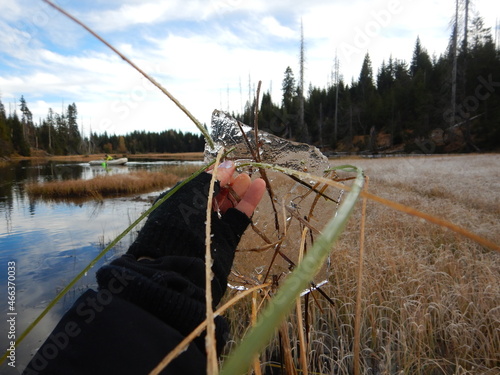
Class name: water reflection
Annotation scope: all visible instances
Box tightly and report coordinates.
[0,159,200,372]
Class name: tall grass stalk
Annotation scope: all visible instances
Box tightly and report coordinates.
[297,227,310,375]
[205,151,224,374]
[353,177,369,375]
[252,290,263,375]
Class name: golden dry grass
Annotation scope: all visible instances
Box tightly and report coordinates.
[159,163,204,179]
[225,154,500,374]
[26,171,182,201]
[129,152,204,160]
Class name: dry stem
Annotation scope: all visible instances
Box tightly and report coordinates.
[354,176,369,375]
[205,150,224,374]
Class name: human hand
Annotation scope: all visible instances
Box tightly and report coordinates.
[208,160,266,218]
[127,161,265,265]
[126,160,265,302]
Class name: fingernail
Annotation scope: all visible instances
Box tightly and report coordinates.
[219,160,234,169]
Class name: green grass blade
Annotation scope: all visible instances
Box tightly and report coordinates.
[220,164,364,375]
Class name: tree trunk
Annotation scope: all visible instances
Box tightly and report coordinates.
[299,19,309,143]
[451,0,459,125]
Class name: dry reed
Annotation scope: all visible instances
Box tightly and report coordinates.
[26,171,181,200]
[205,151,224,374]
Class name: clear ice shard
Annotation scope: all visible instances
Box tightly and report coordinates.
[205,110,330,173]
[205,110,343,289]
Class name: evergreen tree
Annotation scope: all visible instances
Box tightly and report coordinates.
[259,91,284,136]
[377,57,395,94]
[464,20,500,148]
[9,112,30,156]
[66,103,81,153]
[354,53,381,137]
[19,96,36,149]
[282,66,297,138]
[0,99,13,156]
[358,53,375,98]
[410,37,433,78]
[469,16,493,49]
[282,66,296,111]
[409,38,434,135]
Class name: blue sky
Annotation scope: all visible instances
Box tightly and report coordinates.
[0,0,498,137]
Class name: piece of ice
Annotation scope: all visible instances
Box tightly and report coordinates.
[205,110,344,288]
[205,110,330,173]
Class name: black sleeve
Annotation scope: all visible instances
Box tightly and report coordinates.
[23,172,251,375]
[23,290,206,375]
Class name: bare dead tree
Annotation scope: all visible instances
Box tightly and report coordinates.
[299,19,309,143]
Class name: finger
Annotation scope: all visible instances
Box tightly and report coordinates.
[218,174,251,213]
[208,160,235,187]
[235,178,266,217]
[231,173,251,197]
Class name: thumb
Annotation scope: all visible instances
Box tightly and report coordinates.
[235,178,266,217]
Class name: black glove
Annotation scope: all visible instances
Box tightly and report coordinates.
[126,172,251,299]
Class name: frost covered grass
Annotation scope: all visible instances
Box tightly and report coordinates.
[225,154,500,374]
[26,170,182,201]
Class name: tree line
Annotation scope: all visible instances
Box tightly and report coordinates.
[0,97,205,157]
[238,15,500,153]
[1,12,499,157]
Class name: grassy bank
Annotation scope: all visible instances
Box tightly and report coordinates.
[26,171,182,201]
[224,154,500,374]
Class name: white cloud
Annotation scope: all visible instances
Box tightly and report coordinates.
[83,1,178,32]
[261,16,296,39]
[0,0,23,20]
[81,0,258,32]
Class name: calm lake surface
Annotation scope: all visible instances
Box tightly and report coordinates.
[0,159,202,373]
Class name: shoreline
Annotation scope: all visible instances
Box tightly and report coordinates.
[5,151,205,163]
[4,151,499,165]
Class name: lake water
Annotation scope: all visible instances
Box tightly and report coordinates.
[0,159,203,373]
